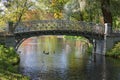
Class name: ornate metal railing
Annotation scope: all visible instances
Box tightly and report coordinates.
[14,20,105,35]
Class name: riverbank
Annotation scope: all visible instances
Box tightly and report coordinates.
[0,45,29,80]
[106,42,120,59]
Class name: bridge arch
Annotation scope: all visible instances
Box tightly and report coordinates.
[14,30,104,54]
[15,35,91,52]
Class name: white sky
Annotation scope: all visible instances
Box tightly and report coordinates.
[0,1,6,15]
[0,1,6,10]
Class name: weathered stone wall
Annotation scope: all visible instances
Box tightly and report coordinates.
[5,35,16,48]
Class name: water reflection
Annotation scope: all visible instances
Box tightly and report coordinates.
[18,36,120,80]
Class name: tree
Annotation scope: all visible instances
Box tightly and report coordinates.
[101,0,112,25]
[36,0,69,19]
[64,0,102,22]
[110,0,120,29]
[50,0,68,19]
[64,0,81,20]
[0,0,34,28]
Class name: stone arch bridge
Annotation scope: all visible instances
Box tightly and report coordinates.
[1,20,120,55]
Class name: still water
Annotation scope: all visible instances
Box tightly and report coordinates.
[18,36,120,80]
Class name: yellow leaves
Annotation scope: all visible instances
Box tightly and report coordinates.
[49,0,68,19]
[0,20,5,26]
[51,0,57,7]
[51,3,55,6]
[23,10,41,21]
[5,12,16,22]
[51,0,57,3]
[54,12,63,19]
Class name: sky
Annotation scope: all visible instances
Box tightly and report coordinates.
[0,0,6,10]
[0,1,6,14]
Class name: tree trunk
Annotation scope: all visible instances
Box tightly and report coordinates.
[80,13,84,21]
[14,0,28,30]
[101,0,112,26]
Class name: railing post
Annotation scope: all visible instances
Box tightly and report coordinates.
[92,39,96,62]
[104,23,112,35]
[103,23,112,55]
[7,21,14,34]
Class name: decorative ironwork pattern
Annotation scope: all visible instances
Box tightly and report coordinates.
[14,20,104,35]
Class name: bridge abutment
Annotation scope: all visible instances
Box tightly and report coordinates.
[93,23,113,55]
[93,23,120,55]
[5,35,16,48]
[94,39,105,54]
[103,23,113,55]
[3,22,16,48]
[103,35,120,54]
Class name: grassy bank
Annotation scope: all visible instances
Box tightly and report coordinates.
[0,45,29,80]
[63,36,88,41]
[106,42,120,58]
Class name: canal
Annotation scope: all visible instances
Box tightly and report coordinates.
[18,36,120,80]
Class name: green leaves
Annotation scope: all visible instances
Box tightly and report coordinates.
[0,45,19,66]
[107,42,120,58]
[0,45,29,79]
[0,0,34,26]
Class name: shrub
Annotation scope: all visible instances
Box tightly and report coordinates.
[0,45,29,79]
[107,42,120,58]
